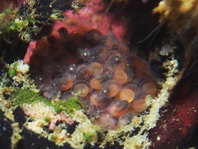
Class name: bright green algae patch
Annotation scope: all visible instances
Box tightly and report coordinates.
[52,96,83,114]
[83,132,98,143]
[10,89,82,115]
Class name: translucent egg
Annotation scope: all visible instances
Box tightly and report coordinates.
[90,92,112,111]
[107,50,120,57]
[108,100,129,117]
[53,73,74,91]
[113,69,128,84]
[78,48,91,62]
[127,55,152,79]
[60,91,73,99]
[141,82,157,95]
[35,75,51,89]
[75,64,92,80]
[89,77,102,90]
[118,112,135,125]
[90,45,108,62]
[87,106,101,119]
[43,86,59,99]
[89,62,103,76]
[131,98,148,112]
[125,84,140,98]
[98,114,118,130]
[105,52,124,71]
[125,62,136,82]
[81,100,91,111]
[119,88,135,102]
[72,81,91,97]
[61,64,76,75]
[100,80,120,97]
[97,71,112,82]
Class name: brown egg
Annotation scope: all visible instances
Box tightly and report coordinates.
[87,106,101,119]
[141,82,157,95]
[75,64,92,80]
[90,45,108,62]
[131,98,148,112]
[43,86,59,99]
[97,71,112,82]
[53,73,74,91]
[118,112,135,125]
[98,113,117,130]
[108,50,120,57]
[105,54,121,71]
[59,80,74,91]
[90,92,112,110]
[108,100,129,117]
[100,80,120,97]
[60,91,73,99]
[72,81,90,97]
[119,88,135,102]
[90,77,102,90]
[89,62,103,76]
[113,69,128,84]
[90,92,102,106]
[78,48,91,62]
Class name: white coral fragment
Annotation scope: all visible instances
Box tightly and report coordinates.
[16,60,29,74]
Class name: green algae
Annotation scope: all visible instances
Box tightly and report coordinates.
[10,89,82,115]
[0,0,85,42]
[83,132,98,142]
[8,68,16,77]
[50,134,57,141]
[52,96,82,114]
[10,89,46,105]
[83,132,93,142]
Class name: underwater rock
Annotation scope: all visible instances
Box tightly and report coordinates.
[0,111,13,149]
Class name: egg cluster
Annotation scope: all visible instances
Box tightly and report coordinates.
[37,29,157,130]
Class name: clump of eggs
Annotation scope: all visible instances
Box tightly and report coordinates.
[35,29,157,130]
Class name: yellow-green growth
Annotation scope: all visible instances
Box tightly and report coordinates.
[8,68,16,77]
[8,61,21,77]
[83,132,97,142]
[50,134,57,141]
[52,97,82,114]
[10,89,48,105]
[10,89,82,115]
